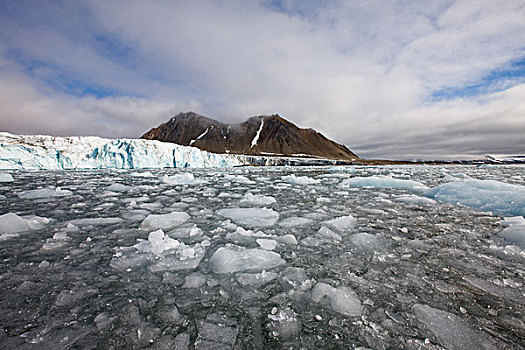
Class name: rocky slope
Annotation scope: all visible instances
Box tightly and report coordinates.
[141,112,359,161]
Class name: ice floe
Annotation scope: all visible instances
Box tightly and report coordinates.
[217,208,279,228]
[239,192,276,206]
[426,178,525,216]
[139,212,190,231]
[278,217,314,228]
[339,175,428,192]
[162,173,205,185]
[282,174,320,185]
[413,304,498,350]
[69,217,124,226]
[322,215,357,232]
[134,229,181,255]
[0,213,51,240]
[0,172,14,182]
[209,246,285,273]
[18,186,72,199]
[500,216,525,248]
[311,282,363,317]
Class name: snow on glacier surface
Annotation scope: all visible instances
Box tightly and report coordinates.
[1,164,525,349]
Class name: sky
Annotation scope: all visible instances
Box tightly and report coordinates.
[0,0,524,160]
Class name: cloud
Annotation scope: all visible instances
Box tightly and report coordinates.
[0,0,524,159]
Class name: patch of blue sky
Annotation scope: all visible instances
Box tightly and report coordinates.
[262,0,328,19]
[91,33,137,69]
[430,55,525,101]
[6,48,142,99]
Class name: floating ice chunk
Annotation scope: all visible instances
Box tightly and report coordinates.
[139,212,190,231]
[322,215,356,232]
[39,260,50,268]
[281,267,315,292]
[0,172,14,182]
[257,238,278,250]
[348,232,389,252]
[274,234,298,245]
[130,171,154,177]
[70,217,124,226]
[237,270,278,288]
[500,216,525,247]
[170,225,204,239]
[209,246,285,273]
[412,304,498,350]
[225,227,254,243]
[500,216,525,227]
[282,174,320,185]
[0,213,50,238]
[53,231,69,240]
[311,282,363,316]
[171,201,190,210]
[134,229,181,255]
[162,173,204,185]
[149,251,205,272]
[27,216,50,230]
[217,208,279,228]
[0,213,29,233]
[317,226,342,242]
[106,183,132,192]
[339,175,428,192]
[426,179,525,216]
[182,272,207,288]
[224,174,255,184]
[279,217,313,228]
[239,193,276,206]
[395,194,436,205]
[18,186,72,199]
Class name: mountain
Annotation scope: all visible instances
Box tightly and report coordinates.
[141,112,359,161]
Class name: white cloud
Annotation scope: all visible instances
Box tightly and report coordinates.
[0,0,524,159]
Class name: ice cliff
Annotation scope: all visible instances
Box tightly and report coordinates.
[0,132,244,170]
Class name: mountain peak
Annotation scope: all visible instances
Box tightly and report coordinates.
[142,112,359,161]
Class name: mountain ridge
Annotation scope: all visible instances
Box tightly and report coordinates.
[141,112,359,161]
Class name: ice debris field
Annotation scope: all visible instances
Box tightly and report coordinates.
[0,165,525,349]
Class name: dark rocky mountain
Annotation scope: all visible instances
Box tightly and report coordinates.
[141,112,359,161]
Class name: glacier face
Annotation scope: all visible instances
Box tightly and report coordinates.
[0,132,244,170]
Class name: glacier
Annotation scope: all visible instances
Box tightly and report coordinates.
[0,132,243,170]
